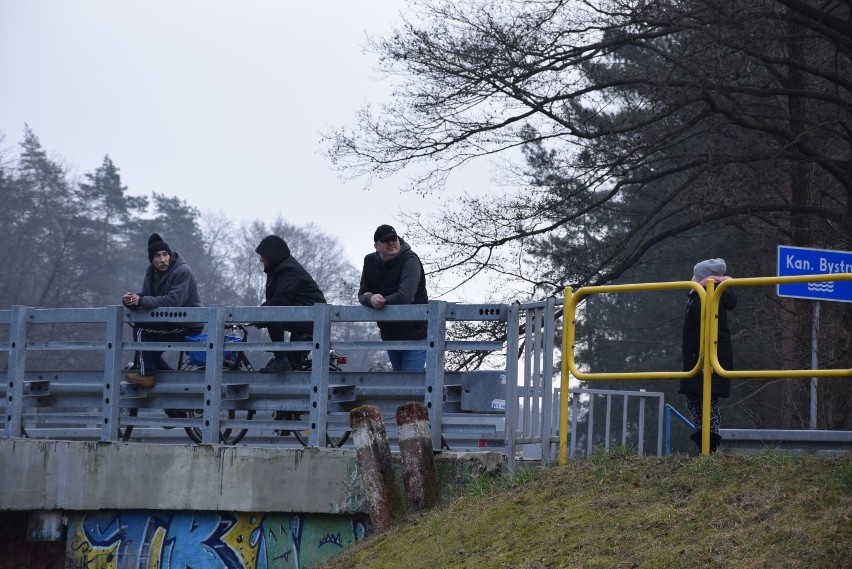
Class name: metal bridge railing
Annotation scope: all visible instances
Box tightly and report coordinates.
[509,298,559,466]
[0,301,558,468]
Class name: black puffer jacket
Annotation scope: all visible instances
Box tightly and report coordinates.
[679,287,737,398]
[255,236,326,308]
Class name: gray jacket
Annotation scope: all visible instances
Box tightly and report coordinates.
[137,251,202,309]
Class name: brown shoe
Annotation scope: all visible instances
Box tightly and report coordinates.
[126,373,156,387]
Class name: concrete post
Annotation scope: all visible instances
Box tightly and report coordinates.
[396,402,439,511]
[350,405,403,531]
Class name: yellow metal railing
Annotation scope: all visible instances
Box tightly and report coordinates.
[559,273,852,462]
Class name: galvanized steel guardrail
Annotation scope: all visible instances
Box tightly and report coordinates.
[0,300,559,467]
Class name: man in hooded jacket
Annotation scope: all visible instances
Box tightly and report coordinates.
[255,235,327,373]
[122,233,203,386]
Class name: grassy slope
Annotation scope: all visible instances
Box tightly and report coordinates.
[321,452,852,569]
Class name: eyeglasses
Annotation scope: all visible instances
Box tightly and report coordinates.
[380,236,398,244]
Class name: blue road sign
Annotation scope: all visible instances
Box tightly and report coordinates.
[777,245,852,303]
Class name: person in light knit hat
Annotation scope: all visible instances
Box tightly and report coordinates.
[679,258,736,452]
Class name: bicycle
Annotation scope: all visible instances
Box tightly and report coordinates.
[274,350,352,448]
[119,325,351,447]
[175,324,255,444]
[119,324,254,444]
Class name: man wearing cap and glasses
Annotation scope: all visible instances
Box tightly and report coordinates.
[358,224,429,371]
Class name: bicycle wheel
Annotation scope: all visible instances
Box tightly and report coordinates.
[178,353,254,444]
[185,408,255,445]
[283,362,351,447]
[290,411,351,448]
[218,353,255,443]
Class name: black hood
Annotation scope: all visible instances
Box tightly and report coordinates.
[255,235,291,266]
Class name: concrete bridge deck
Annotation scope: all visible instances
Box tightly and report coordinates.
[0,438,504,514]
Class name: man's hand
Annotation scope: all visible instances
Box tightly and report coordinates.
[122,292,140,307]
[369,293,387,308]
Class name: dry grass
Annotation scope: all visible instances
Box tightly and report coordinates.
[320,451,852,569]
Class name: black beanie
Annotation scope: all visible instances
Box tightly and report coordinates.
[147,233,172,262]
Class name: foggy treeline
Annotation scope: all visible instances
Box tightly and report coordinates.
[0,126,362,309]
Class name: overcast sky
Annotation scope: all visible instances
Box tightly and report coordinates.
[0,0,492,298]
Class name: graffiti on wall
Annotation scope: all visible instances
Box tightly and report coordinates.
[66,511,369,569]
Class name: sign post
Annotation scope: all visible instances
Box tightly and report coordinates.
[777,245,852,429]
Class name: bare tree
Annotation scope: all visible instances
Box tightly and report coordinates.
[326,0,851,426]
[326,0,850,290]
[217,217,360,306]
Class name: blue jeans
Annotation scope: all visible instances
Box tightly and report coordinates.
[387,349,426,372]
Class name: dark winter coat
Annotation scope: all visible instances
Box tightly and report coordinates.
[358,239,428,341]
[255,235,326,309]
[679,286,737,398]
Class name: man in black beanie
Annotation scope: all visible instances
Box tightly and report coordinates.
[122,233,203,386]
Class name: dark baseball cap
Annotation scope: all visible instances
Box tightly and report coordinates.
[373,224,398,242]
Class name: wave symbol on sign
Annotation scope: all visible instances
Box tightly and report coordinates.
[807,282,834,293]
